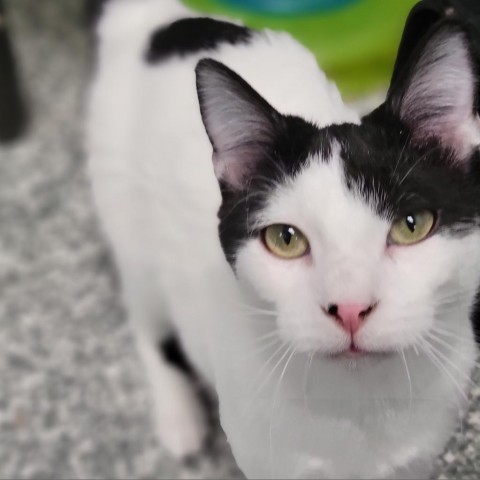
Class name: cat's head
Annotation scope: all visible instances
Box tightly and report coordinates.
[196,22,480,357]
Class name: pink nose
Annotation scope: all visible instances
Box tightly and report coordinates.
[326,303,375,334]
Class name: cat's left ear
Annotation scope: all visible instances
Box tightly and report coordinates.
[387,22,480,160]
[196,59,281,190]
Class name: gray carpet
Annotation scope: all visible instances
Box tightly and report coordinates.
[0,2,479,479]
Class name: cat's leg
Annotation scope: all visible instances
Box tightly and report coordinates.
[123,270,208,459]
[134,329,208,459]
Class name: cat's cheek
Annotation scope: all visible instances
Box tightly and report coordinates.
[277,308,348,354]
[357,301,435,351]
[386,235,454,287]
[235,239,311,302]
[360,234,478,351]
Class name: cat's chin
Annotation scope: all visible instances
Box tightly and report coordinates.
[325,346,394,368]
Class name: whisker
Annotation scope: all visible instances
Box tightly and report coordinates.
[423,335,477,389]
[303,351,315,419]
[418,339,469,402]
[236,330,281,347]
[400,349,413,412]
[398,145,441,186]
[420,339,472,434]
[269,347,296,476]
[220,191,268,223]
[430,326,475,344]
[391,134,410,182]
[426,330,473,350]
[241,342,289,416]
[229,301,278,317]
[233,336,282,364]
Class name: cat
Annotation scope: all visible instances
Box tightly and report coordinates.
[87,0,480,478]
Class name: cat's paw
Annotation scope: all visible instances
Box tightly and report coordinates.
[154,375,208,459]
[157,408,207,459]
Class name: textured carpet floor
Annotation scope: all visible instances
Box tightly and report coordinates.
[0,2,479,479]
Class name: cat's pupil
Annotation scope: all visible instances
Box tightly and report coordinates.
[405,215,416,233]
[282,226,294,245]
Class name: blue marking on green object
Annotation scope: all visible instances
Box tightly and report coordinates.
[218,0,361,15]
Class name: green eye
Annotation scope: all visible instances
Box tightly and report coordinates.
[389,211,435,246]
[263,224,309,259]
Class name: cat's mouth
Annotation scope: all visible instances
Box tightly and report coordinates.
[349,342,362,354]
[330,341,393,362]
[338,342,366,359]
[326,342,363,360]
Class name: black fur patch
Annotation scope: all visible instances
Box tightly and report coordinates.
[333,107,480,236]
[471,293,480,344]
[160,335,195,377]
[85,0,110,27]
[217,115,324,265]
[146,18,253,64]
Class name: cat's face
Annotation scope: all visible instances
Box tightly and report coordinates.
[233,129,480,356]
[197,22,480,357]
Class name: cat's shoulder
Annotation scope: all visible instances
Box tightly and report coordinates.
[95,0,302,67]
[96,0,257,58]
[145,17,253,64]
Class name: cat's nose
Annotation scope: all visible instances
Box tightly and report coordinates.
[324,303,376,334]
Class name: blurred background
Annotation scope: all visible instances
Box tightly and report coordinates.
[0,0,479,478]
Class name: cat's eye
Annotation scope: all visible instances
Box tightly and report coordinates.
[263,224,309,259]
[389,211,436,246]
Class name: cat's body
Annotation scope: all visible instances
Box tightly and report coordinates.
[87,1,480,478]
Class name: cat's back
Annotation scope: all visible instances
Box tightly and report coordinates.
[88,0,357,184]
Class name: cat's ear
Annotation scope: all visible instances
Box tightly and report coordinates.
[387,23,480,160]
[196,59,281,190]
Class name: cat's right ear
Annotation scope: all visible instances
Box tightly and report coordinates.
[196,59,281,190]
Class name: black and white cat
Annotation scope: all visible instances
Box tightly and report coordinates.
[87,0,480,478]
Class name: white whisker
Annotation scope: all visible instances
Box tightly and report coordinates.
[241,342,290,417]
[418,338,469,402]
[400,349,413,411]
[269,347,296,476]
[430,326,475,344]
[234,337,282,364]
[303,351,315,419]
[423,335,476,389]
[398,145,441,185]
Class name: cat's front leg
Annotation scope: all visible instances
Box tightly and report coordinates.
[119,265,209,459]
[134,330,209,459]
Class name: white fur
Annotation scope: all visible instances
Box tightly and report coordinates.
[87,1,479,478]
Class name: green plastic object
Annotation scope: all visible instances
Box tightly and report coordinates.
[183,0,418,99]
